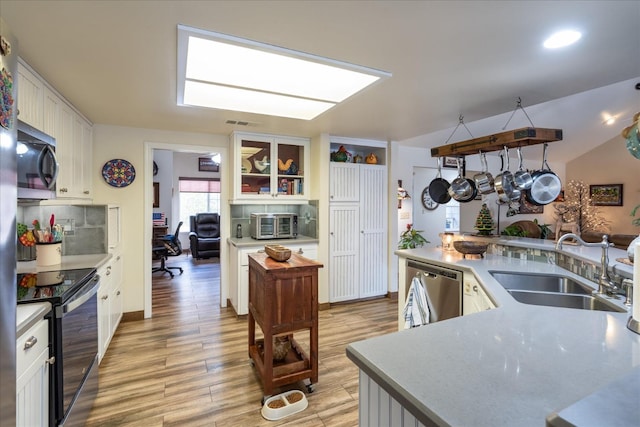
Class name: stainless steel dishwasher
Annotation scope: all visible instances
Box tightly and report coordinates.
[406,260,462,322]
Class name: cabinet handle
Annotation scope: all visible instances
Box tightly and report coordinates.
[23,336,37,350]
[101,295,109,300]
[84,191,90,194]
[60,188,68,193]
[46,357,56,365]
[297,248,304,254]
[116,256,121,261]
[117,291,121,296]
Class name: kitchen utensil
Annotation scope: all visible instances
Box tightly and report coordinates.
[513,146,533,190]
[526,143,562,205]
[448,157,475,202]
[428,158,452,204]
[473,152,495,195]
[494,147,517,204]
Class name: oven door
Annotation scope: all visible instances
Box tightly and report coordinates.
[54,275,100,426]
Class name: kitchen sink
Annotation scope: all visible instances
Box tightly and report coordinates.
[490,272,593,295]
[508,291,626,313]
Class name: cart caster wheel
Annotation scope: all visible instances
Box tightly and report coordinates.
[306,384,315,394]
[249,359,254,367]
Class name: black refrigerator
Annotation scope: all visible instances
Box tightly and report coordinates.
[0,15,18,427]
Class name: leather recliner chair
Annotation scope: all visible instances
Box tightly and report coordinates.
[189,213,221,259]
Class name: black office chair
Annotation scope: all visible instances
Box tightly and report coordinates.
[152,221,184,278]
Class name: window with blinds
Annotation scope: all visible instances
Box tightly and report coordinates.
[179,178,221,227]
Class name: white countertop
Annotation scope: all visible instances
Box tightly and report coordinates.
[227,235,319,248]
[347,246,639,427]
[17,253,112,274]
[17,302,51,337]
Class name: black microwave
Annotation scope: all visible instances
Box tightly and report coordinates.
[16,120,59,200]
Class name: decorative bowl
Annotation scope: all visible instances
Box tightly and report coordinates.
[265,244,292,262]
[453,241,488,258]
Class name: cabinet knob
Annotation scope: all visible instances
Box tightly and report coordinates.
[117,290,121,296]
[297,248,304,254]
[60,188,68,193]
[472,285,478,292]
[84,191,90,195]
[23,336,38,350]
[101,295,109,300]
[116,256,121,261]
[46,357,56,365]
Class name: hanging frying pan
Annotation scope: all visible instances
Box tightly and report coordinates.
[494,147,517,204]
[448,157,476,202]
[526,143,562,205]
[428,158,452,204]
[473,152,495,195]
[513,146,533,190]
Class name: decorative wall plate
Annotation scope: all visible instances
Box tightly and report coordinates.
[102,159,136,187]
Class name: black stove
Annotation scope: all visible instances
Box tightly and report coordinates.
[17,267,96,305]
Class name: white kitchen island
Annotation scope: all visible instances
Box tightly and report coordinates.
[347,242,639,427]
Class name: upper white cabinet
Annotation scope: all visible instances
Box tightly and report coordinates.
[17,63,44,129]
[231,131,310,203]
[19,59,93,200]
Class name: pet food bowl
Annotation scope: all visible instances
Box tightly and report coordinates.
[261,390,308,421]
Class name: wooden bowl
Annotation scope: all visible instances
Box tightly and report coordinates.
[453,241,488,258]
[264,245,291,262]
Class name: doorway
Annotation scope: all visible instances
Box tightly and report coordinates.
[411,166,459,247]
[144,142,229,319]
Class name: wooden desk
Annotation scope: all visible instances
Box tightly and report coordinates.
[247,252,323,400]
[152,225,168,248]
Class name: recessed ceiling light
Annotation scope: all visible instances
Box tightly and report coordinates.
[543,30,582,49]
[177,25,391,120]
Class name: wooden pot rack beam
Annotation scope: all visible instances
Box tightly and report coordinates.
[430,127,563,158]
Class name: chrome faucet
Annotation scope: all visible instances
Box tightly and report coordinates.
[556,233,618,295]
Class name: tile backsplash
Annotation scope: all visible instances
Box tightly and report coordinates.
[18,204,107,255]
[229,201,318,239]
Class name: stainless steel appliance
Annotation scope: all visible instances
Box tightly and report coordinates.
[406,260,462,322]
[250,213,298,240]
[0,16,18,426]
[16,120,59,200]
[17,268,100,427]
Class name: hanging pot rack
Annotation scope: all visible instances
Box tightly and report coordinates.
[430,98,562,157]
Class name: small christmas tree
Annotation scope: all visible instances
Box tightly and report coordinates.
[475,203,495,235]
[553,180,609,233]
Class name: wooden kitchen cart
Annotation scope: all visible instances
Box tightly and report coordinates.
[247,252,323,399]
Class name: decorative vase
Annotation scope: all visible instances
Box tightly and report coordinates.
[627,235,640,262]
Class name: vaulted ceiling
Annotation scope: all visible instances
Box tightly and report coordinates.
[2,1,639,162]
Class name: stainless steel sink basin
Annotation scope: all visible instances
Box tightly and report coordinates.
[490,272,593,295]
[508,290,626,313]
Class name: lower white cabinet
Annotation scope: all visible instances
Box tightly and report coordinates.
[97,252,123,363]
[16,317,50,427]
[229,242,318,316]
[462,274,496,315]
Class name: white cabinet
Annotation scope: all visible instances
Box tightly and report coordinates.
[16,317,50,427]
[20,58,93,200]
[97,253,123,363]
[17,62,44,129]
[229,242,318,315]
[462,274,496,315]
[231,131,310,202]
[329,162,387,303]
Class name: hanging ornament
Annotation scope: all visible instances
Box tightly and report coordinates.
[621,112,640,160]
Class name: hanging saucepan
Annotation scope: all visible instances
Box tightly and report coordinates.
[526,143,562,206]
[494,147,518,204]
[473,151,495,195]
[513,146,533,190]
[448,157,476,202]
[428,157,452,204]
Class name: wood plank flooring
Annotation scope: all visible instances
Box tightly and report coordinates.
[86,254,398,426]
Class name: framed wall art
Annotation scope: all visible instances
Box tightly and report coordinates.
[153,182,160,208]
[198,157,219,172]
[590,184,623,206]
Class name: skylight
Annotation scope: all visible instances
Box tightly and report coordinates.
[177,25,391,120]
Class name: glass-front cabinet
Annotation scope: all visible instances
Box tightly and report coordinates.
[231,131,309,202]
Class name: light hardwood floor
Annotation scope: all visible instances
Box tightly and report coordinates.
[86,254,398,426]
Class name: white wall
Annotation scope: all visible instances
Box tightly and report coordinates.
[92,124,230,316]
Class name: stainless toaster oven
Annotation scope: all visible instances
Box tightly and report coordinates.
[250,213,298,240]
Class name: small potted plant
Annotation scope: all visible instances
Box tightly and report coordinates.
[398,224,429,249]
